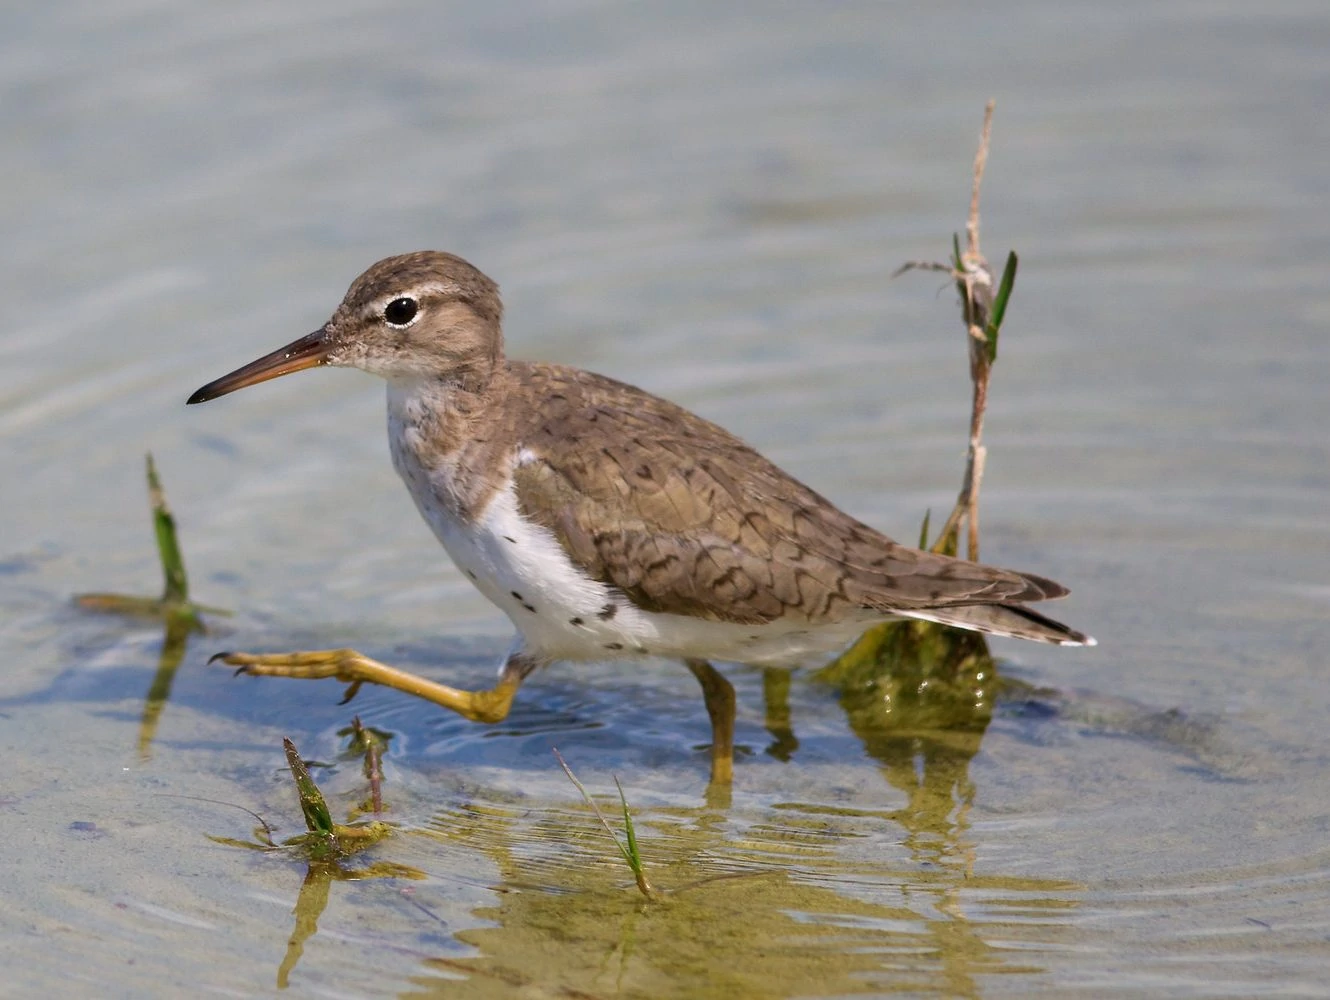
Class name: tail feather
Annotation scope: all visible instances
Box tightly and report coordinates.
[1013,570,1071,602]
[900,603,1095,647]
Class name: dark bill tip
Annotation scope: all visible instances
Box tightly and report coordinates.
[186,330,329,405]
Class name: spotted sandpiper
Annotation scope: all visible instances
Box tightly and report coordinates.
[188,251,1093,784]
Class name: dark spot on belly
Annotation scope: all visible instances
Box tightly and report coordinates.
[603,642,624,651]
[929,589,942,600]
[465,570,477,580]
[569,617,584,626]
[598,602,617,620]
[511,590,537,613]
[503,535,516,544]
[634,646,650,655]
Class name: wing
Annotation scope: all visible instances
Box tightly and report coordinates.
[509,364,1067,626]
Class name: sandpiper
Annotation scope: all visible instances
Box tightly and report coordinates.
[188,251,1092,784]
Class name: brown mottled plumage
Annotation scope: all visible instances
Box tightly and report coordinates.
[188,251,1093,784]
[508,363,1069,626]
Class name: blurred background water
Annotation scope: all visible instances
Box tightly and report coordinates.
[1,1,1328,996]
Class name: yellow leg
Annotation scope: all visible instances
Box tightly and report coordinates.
[761,667,799,761]
[214,648,534,724]
[684,658,735,786]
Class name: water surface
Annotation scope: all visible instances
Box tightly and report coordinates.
[2,1,1328,996]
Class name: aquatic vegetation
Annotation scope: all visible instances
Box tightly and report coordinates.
[74,453,227,756]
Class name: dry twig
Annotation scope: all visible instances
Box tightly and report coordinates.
[898,100,1017,563]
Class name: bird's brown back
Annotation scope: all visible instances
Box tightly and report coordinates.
[505,362,1067,626]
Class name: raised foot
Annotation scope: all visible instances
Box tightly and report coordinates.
[215,648,366,681]
[216,648,383,705]
[211,647,522,723]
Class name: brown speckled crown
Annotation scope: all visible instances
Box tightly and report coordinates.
[338,251,503,328]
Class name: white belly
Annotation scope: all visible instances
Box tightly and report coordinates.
[406,474,873,668]
[387,385,875,668]
[419,481,624,660]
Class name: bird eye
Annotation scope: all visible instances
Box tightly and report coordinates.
[383,297,419,327]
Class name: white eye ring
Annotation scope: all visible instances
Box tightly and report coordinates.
[383,297,420,328]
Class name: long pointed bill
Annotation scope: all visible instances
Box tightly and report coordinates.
[186,330,330,404]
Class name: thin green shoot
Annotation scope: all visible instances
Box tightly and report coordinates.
[76,452,226,624]
[147,453,188,603]
[553,748,655,898]
[984,251,1018,362]
[615,777,645,882]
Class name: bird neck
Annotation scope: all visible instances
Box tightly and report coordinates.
[386,364,520,520]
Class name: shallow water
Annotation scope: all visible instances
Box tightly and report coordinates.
[2,1,1329,996]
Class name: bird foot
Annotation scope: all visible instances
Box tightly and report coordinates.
[210,647,522,723]
[214,648,368,683]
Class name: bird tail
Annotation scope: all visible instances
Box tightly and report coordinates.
[899,603,1096,647]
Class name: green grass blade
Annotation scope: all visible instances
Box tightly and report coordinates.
[615,776,654,898]
[952,232,964,272]
[983,251,1018,362]
[614,771,651,898]
[918,508,932,549]
[146,453,189,604]
[615,777,642,872]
